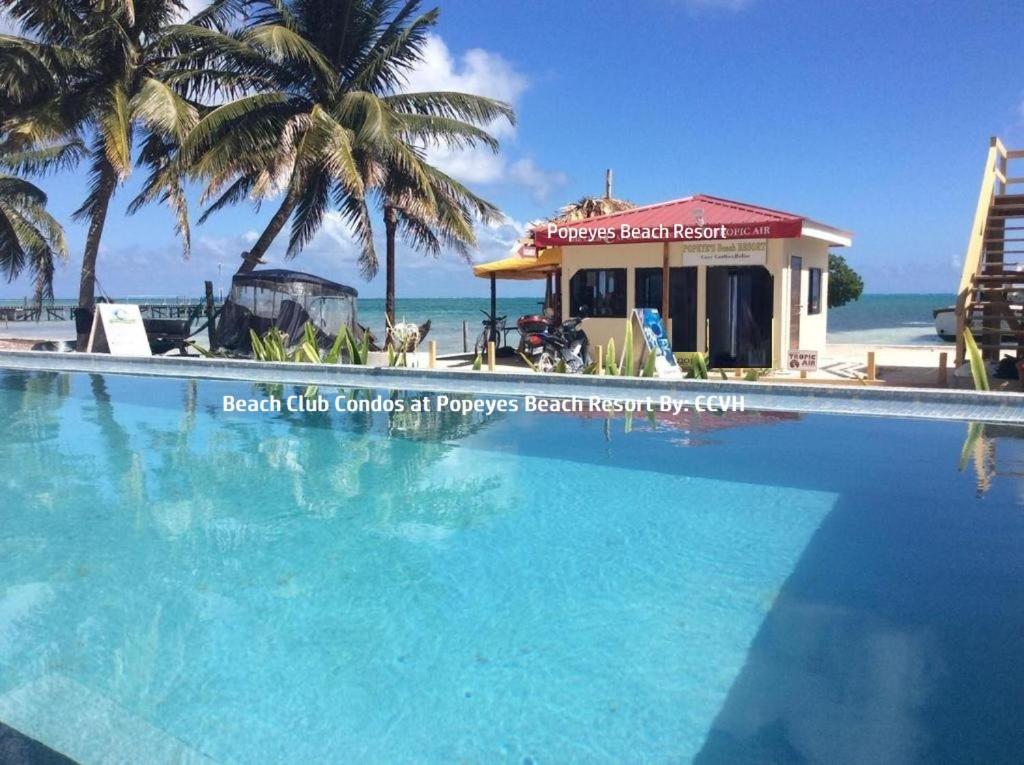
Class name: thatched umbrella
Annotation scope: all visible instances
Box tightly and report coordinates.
[552,169,636,222]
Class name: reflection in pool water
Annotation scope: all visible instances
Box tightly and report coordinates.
[0,370,1022,764]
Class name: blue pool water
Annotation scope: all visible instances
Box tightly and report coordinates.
[1,371,1023,764]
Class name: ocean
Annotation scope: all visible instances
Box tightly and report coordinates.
[1,294,955,351]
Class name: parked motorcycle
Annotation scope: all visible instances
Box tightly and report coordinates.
[522,317,590,373]
[516,312,556,356]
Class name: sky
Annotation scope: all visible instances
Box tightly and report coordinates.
[2,0,1023,300]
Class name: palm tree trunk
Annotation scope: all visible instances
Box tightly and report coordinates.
[76,163,118,351]
[237,190,298,275]
[384,204,398,348]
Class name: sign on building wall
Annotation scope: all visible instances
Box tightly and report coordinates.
[680,239,767,267]
[787,349,818,372]
[87,304,152,356]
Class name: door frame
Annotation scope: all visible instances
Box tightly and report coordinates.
[789,256,803,350]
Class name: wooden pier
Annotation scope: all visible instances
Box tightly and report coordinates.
[0,301,206,323]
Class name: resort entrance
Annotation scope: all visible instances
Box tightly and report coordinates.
[635,267,698,351]
[707,266,773,368]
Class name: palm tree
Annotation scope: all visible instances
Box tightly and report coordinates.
[182,0,514,303]
[0,171,66,304]
[0,0,244,348]
[373,150,504,341]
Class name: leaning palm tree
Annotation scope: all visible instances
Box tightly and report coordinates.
[0,0,246,348]
[0,171,67,304]
[182,0,514,290]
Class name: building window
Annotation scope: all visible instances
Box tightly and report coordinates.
[635,268,663,309]
[569,268,627,318]
[808,267,822,315]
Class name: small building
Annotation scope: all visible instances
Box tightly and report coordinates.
[474,194,852,369]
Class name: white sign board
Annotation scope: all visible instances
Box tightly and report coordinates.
[87,304,152,357]
[681,239,767,267]
[787,349,818,372]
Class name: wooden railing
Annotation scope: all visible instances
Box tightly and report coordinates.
[954,137,1022,363]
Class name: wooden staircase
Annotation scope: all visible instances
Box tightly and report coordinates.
[956,139,1024,363]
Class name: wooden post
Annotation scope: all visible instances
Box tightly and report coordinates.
[734,367,742,379]
[463,320,469,353]
[428,340,437,369]
[596,343,605,374]
[204,280,218,352]
[866,351,877,381]
[487,340,496,371]
[489,274,497,339]
[800,370,808,380]
[938,351,948,387]
[661,242,670,320]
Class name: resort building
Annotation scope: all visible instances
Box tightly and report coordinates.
[475,194,853,369]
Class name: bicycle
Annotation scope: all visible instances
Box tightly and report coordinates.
[473,310,512,354]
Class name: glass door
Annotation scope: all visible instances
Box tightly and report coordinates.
[635,267,698,352]
[707,266,774,368]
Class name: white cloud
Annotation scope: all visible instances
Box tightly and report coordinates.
[401,35,565,200]
[403,36,527,141]
[508,158,568,203]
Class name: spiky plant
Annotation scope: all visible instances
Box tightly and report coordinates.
[0,0,246,347]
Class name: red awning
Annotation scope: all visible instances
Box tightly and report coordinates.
[533,194,822,247]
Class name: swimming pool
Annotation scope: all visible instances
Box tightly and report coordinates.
[1,370,1023,764]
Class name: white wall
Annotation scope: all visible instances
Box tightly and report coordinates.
[775,238,830,360]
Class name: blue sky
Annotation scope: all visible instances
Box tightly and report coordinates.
[2,0,1023,300]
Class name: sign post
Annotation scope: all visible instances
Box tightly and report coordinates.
[787,349,818,373]
[87,304,152,357]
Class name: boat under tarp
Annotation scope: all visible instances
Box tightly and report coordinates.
[216,269,360,353]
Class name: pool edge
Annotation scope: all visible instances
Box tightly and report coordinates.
[1,350,1022,423]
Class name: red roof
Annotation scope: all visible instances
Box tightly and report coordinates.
[533,194,847,247]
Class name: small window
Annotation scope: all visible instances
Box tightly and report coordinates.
[808,268,822,315]
[635,268,663,309]
[569,268,627,318]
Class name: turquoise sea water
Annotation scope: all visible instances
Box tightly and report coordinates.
[1,370,1023,763]
[1,294,954,351]
[360,293,958,350]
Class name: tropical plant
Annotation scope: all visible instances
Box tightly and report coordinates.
[182,0,515,328]
[962,327,989,391]
[828,253,864,309]
[1,0,244,348]
[0,171,66,303]
[247,321,367,365]
[676,351,709,379]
